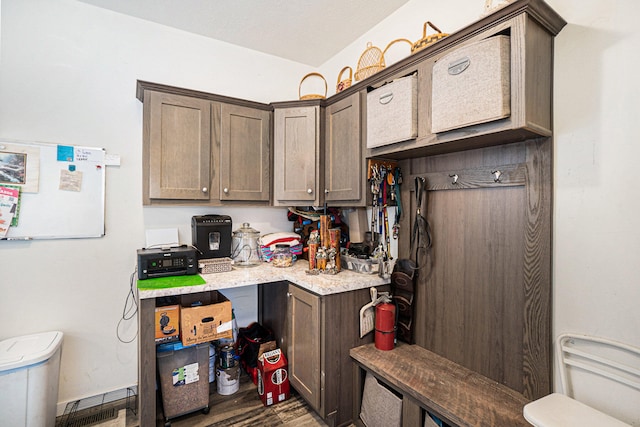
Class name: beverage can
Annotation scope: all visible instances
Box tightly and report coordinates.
[219,344,235,369]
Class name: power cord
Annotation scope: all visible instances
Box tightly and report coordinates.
[116,267,139,344]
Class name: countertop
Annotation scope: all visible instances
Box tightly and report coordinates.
[137,261,390,299]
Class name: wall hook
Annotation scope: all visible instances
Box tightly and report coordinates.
[491,170,502,183]
[449,174,459,185]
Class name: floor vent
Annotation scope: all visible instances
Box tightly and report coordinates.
[55,386,135,427]
[57,407,117,427]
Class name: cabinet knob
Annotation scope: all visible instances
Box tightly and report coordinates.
[286,292,291,298]
[223,187,229,194]
[324,189,329,194]
[307,188,313,194]
[202,187,208,193]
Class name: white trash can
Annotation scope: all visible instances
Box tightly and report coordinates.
[0,331,64,427]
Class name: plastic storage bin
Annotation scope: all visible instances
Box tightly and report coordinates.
[0,331,64,427]
[157,341,210,425]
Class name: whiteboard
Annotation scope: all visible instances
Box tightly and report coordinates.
[0,140,106,240]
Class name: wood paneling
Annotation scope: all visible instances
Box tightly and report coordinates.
[403,139,551,399]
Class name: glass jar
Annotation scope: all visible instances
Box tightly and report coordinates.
[272,244,293,268]
[231,223,261,267]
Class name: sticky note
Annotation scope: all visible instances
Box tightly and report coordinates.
[57,145,74,162]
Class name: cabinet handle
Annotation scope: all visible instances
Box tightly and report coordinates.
[223,187,229,194]
[379,92,394,104]
[202,187,208,193]
[448,57,471,75]
[307,188,313,194]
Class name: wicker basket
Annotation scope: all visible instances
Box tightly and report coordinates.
[382,38,413,65]
[355,42,385,81]
[411,21,449,53]
[336,66,353,93]
[299,72,328,100]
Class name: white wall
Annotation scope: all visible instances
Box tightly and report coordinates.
[1,0,639,421]
[0,0,306,412]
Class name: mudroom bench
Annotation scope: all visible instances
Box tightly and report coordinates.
[350,343,530,427]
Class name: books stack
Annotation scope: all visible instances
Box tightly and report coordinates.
[0,185,19,237]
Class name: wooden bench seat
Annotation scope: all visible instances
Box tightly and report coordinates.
[350,342,531,427]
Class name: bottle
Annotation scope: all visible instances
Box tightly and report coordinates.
[272,244,293,267]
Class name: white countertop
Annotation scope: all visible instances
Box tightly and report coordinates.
[137,261,389,299]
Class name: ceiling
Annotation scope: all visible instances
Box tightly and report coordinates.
[78,0,410,66]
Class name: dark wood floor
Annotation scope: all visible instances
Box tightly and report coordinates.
[126,373,331,427]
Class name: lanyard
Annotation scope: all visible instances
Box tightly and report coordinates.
[411,177,432,266]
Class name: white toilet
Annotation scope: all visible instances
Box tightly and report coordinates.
[523,334,639,427]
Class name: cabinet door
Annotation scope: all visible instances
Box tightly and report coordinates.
[259,281,289,353]
[288,284,322,412]
[325,93,362,203]
[146,91,211,201]
[273,106,320,205]
[219,103,271,202]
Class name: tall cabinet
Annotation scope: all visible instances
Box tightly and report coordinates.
[362,0,565,400]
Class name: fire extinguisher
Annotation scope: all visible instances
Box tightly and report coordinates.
[375,301,396,351]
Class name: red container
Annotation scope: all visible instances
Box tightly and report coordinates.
[375,302,396,351]
[257,349,290,406]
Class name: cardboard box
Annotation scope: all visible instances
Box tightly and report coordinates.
[155,305,180,343]
[257,348,290,406]
[180,291,233,346]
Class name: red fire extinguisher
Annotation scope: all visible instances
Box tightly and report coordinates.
[375,301,396,351]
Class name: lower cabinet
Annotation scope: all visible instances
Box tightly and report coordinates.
[260,282,389,427]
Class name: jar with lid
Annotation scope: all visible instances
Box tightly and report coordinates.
[272,244,293,268]
[231,223,261,267]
